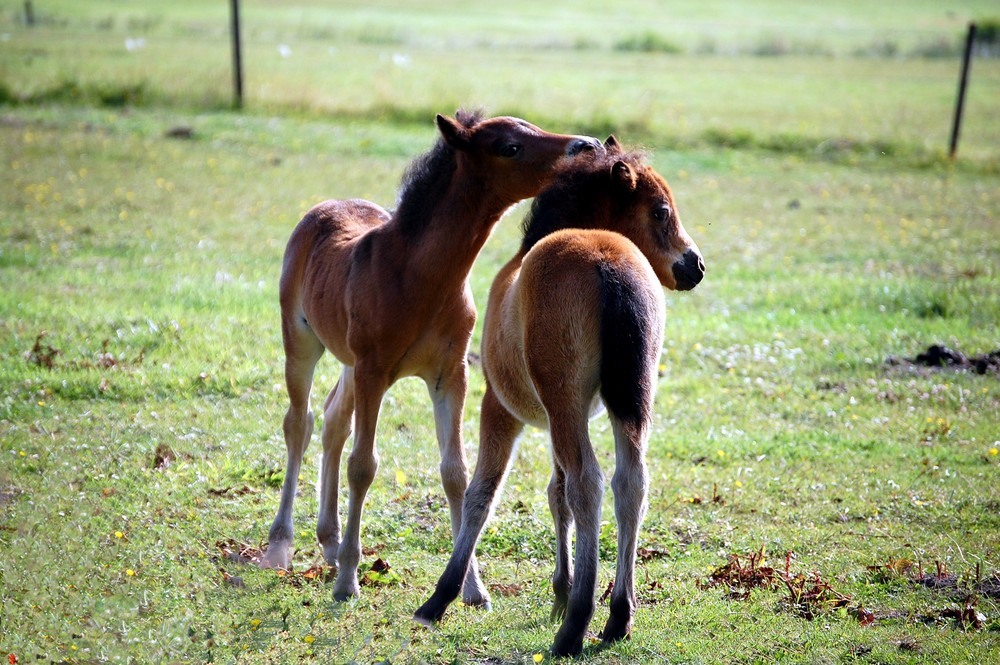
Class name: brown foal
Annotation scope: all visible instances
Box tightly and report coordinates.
[260,110,601,604]
[414,138,705,655]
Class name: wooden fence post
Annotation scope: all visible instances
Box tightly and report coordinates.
[949,22,977,160]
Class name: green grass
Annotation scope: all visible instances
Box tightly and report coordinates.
[2,1,1000,663]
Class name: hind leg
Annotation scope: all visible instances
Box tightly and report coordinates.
[261,320,325,570]
[316,367,355,565]
[600,416,650,644]
[549,417,605,658]
[332,364,388,601]
[548,465,574,621]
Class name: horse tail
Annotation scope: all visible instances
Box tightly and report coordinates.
[596,260,659,429]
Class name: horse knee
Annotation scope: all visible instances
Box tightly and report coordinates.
[283,408,313,444]
[322,414,351,446]
[566,467,605,518]
[347,451,378,488]
[440,458,469,501]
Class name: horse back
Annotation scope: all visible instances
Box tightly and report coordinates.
[281,198,391,360]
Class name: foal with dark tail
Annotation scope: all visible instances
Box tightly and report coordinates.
[414,138,705,656]
[261,110,601,603]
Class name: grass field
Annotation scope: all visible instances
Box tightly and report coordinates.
[2,1,1000,663]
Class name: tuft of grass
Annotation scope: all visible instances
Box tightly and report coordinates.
[909,36,962,59]
[614,31,683,54]
[5,78,153,108]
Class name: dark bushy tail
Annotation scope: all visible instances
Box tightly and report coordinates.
[596,262,658,428]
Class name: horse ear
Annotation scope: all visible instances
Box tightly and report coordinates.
[436,114,472,150]
[612,160,637,191]
[604,135,622,153]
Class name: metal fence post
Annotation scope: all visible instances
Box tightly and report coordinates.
[949,22,977,160]
[230,0,244,109]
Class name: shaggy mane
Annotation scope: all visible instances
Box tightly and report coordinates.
[520,148,647,253]
[394,109,485,237]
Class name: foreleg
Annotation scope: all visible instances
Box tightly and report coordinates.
[414,384,523,623]
[428,360,489,607]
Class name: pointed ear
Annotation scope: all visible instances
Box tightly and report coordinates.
[604,135,622,153]
[612,160,637,191]
[436,114,472,150]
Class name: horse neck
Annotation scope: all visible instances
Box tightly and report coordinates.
[397,171,511,288]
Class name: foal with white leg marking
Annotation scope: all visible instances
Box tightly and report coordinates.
[414,138,705,656]
[261,110,601,603]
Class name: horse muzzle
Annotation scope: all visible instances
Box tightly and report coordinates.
[566,136,605,156]
[672,249,705,291]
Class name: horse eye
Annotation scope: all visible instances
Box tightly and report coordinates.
[498,143,521,158]
[653,204,672,222]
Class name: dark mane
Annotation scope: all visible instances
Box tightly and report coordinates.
[520,148,647,252]
[394,109,485,237]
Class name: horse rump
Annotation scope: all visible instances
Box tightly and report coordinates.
[596,259,663,429]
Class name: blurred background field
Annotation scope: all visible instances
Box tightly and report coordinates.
[1,1,999,664]
[3,0,1000,160]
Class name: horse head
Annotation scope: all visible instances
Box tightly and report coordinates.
[600,136,705,290]
[435,110,603,202]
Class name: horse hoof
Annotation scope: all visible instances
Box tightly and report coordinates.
[462,596,493,611]
[333,589,359,603]
[600,598,634,643]
[412,612,437,628]
[550,640,584,658]
[550,631,584,658]
[413,600,446,625]
[598,622,632,644]
[259,546,290,571]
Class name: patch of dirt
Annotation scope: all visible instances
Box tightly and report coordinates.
[975,574,1000,599]
[0,486,24,507]
[152,443,176,470]
[207,485,255,497]
[918,596,988,630]
[867,558,1000,600]
[488,581,524,597]
[887,344,1000,377]
[164,125,195,140]
[701,550,996,631]
[216,538,264,565]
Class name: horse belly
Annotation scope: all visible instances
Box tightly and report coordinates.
[482,293,549,429]
[488,279,604,429]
